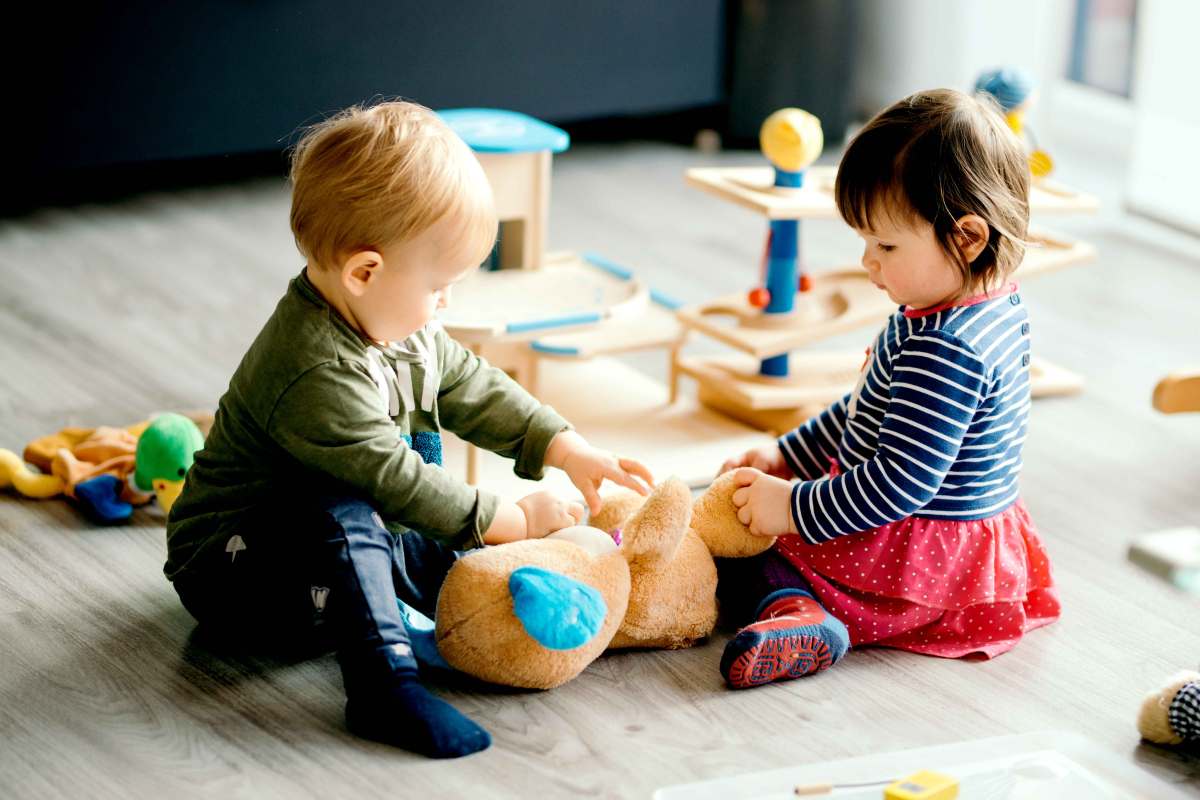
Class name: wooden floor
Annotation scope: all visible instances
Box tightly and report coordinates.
[2,142,1200,798]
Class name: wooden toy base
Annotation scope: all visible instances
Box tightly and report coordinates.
[676,269,891,359]
[685,164,1100,219]
[674,351,1084,434]
[1028,357,1085,398]
[439,251,650,346]
[440,356,775,497]
[674,352,861,434]
[675,230,1095,362]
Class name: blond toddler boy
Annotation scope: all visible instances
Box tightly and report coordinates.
[165,101,652,758]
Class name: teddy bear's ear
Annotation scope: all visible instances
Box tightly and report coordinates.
[620,477,692,565]
[691,471,776,558]
[510,566,609,650]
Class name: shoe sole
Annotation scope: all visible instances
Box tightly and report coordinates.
[725,633,833,689]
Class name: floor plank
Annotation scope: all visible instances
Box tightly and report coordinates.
[2,142,1200,797]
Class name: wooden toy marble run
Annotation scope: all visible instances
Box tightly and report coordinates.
[436,105,1101,487]
[436,109,698,484]
[672,106,1100,434]
[436,109,683,395]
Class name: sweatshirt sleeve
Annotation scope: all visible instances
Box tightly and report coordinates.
[777,393,852,480]
[788,331,987,544]
[434,327,570,481]
[267,360,496,549]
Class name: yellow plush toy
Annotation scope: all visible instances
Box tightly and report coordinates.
[434,472,774,689]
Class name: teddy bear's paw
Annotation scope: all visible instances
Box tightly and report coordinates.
[692,471,776,558]
[509,566,608,650]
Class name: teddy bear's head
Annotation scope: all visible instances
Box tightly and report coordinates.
[433,472,774,689]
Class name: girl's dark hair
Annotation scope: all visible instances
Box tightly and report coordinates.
[835,88,1031,294]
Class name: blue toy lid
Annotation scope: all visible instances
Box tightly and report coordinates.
[438,108,569,154]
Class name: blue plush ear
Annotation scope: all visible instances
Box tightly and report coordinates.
[509,566,607,651]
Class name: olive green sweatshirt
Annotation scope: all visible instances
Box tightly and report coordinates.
[164,270,569,580]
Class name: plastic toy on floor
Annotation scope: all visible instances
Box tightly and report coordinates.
[2,412,205,523]
[432,472,774,689]
[0,448,65,498]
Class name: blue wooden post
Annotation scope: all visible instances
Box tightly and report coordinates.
[760,167,803,377]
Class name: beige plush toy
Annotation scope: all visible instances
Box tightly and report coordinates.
[1137,670,1200,746]
[434,472,774,689]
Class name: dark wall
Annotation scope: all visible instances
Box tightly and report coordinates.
[25,1,726,173]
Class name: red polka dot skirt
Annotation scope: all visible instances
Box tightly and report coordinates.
[774,498,1060,659]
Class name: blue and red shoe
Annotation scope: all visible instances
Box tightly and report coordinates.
[720,589,849,689]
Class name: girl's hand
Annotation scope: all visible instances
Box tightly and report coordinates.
[719,444,791,480]
[517,491,586,539]
[546,431,654,516]
[729,467,798,537]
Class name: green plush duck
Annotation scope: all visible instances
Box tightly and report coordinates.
[134,413,204,515]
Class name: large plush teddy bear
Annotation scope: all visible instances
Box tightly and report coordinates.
[433,473,774,689]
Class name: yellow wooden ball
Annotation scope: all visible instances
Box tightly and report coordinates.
[760,108,824,172]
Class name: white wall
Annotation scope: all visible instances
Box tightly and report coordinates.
[851,0,1075,129]
[1126,0,1200,234]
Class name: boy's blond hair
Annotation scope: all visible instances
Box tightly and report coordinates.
[289,100,497,271]
[835,88,1031,295]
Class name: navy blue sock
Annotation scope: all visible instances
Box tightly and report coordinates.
[341,650,490,758]
[345,679,490,758]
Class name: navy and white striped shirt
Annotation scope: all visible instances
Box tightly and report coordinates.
[779,285,1032,545]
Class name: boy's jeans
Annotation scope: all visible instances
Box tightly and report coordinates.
[173,495,460,679]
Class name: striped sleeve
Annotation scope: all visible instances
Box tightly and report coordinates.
[777,393,851,480]
[789,331,987,544]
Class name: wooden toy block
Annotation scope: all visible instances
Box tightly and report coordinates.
[477,150,552,268]
[440,108,569,271]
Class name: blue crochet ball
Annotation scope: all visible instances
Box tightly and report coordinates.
[974,68,1035,112]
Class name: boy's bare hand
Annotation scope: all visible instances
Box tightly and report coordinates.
[546,431,654,516]
[517,491,586,539]
[729,467,797,538]
[719,444,791,480]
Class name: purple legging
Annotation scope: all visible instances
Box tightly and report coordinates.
[715,549,815,625]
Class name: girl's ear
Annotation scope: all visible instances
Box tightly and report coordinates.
[339,250,383,297]
[953,215,990,264]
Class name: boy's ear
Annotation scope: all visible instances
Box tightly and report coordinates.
[340,250,383,297]
[953,215,989,263]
